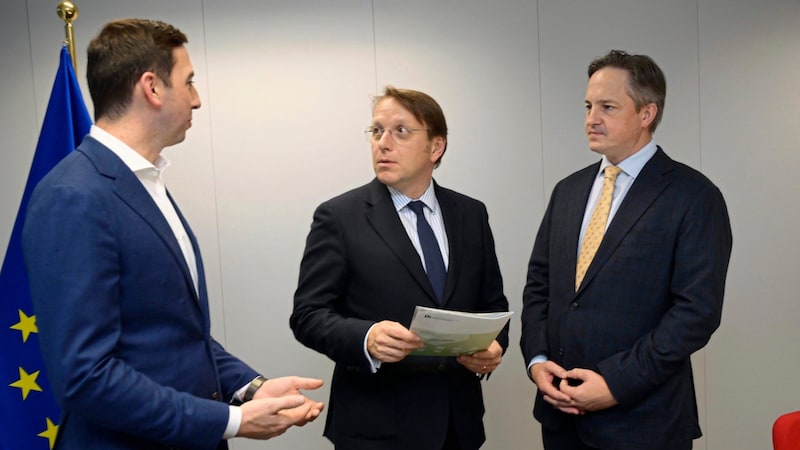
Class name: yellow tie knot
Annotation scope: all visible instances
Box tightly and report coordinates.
[604,165,622,181]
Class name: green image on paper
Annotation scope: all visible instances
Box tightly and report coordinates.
[413,331,498,356]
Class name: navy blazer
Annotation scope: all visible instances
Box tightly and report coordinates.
[521,148,732,450]
[291,178,509,450]
[23,136,257,449]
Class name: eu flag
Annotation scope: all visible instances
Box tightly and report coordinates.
[0,45,92,450]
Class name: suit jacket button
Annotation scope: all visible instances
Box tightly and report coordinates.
[558,347,564,356]
[569,302,579,311]
[211,392,219,400]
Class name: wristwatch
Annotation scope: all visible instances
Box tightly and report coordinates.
[242,375,267,402]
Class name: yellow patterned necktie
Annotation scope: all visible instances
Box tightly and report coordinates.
[575,165,622,290]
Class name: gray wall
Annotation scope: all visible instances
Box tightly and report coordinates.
[2,1,798,449]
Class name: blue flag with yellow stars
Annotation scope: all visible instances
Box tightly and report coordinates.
[0,45,92,450]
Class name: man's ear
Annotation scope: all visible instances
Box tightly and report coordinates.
[641,103,657,128]
[141,72,160,104]
[431,136,445,158]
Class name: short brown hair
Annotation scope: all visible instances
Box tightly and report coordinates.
[87,19,187,121]
[375,86,448,167]
[588,50,667,133]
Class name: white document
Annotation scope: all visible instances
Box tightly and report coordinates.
[408,306,513,356]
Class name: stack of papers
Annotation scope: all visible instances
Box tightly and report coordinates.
[409,306,513,356]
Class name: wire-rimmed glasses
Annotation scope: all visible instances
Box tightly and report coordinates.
[364,125,429,142]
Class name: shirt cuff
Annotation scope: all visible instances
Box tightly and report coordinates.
[528,354,548,371]
[364,323,382,373]
[233,382,249,403]
[223,405,242,439]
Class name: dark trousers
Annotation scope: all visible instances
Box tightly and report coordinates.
[333,407,474,450]
[442,410,465,450]
[442,425,461,450]
[542,423,599,450]
[541,419,692,450]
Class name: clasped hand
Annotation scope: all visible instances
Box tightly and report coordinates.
[237,376,325,440]
[530,361,618,415]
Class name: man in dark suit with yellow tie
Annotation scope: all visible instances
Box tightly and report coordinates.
[520,50,733,450]
[291,86,509,449]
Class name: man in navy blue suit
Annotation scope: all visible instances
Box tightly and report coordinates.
[23,18,323,449]
[520,50,732,450]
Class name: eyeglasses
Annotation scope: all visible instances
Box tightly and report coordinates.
[364,125,429,142]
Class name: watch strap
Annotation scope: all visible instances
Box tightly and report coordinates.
[242,375,267,402]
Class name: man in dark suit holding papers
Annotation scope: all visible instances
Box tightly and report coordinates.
[291,86,509,450]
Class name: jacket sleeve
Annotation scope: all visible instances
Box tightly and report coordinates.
[212,338,258,401]
[477,202,510,352]
[290,200,376,369]
[520,187,558,366]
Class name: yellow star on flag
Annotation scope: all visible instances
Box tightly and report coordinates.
[38,417,59,450]
[10,309,38,343]
[9,367,43,400]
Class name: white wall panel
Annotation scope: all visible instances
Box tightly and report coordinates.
[0,3,38,254]
[699,1,800,449]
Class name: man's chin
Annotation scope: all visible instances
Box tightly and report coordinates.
[376,178,396,189]
[375,170,396,185]
[587,144,604,154]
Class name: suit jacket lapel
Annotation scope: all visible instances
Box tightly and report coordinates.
[79,138,201,308]
[435,183,460,306]
[566,164,599,293]
[363,179,440,304]
[169,191,209,324]
[578,148,673,292]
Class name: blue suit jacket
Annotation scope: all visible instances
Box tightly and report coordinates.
[23,136,257,449]
[291,178,509,450]
[521,148,732,450]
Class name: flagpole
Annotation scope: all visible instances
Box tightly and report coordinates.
[56,1,79,75]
